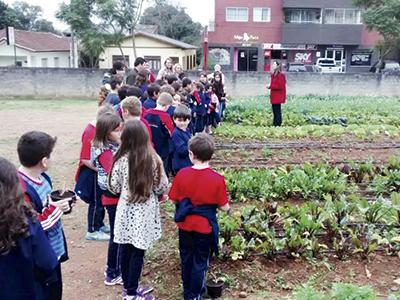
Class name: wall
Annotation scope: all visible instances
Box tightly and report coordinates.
[1,67,400,98]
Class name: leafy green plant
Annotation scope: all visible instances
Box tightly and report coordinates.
[330,283,377,300]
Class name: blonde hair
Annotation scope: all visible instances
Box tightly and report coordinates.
[157,92,173,107]
[160,84,175,96]
[121,96,142,117]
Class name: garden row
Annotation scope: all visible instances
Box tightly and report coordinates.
[223,158,400,202]
[216,95,400,139]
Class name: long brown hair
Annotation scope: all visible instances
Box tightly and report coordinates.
[110,120,162,203]
[92,113,121,148]
[272,60,282,76]
[0,157,35,255]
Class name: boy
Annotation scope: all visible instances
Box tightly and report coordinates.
[169,133,230,300]
[144,92,174,172]
[171,105,192,174]
[18,131,72,300]
[105,76,123,105]
[143,83,160,109]
[121,96,153,143]
[194,82,209,134]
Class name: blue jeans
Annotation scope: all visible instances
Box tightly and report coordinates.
[120,244,145,296]
[105,204,121,278]
[88,182,105,232]
[218,102,226,120]
[179,230,213,300]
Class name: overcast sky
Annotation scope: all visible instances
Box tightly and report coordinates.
[4,0,214,30]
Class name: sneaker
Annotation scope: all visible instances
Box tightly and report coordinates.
[99,225,111,234]
[104,275,123,286]
[123,287,154,297]
[85,231,110,241]
[122,295,154,300]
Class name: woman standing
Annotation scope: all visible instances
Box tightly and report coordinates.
[268,61,286,126]
[156,57,174,81]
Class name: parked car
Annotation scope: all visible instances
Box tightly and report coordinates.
[287,63,320,73]
[316,58,342,73]
[370,60,400,73]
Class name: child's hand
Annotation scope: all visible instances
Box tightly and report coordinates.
[158,194,168,203]
[48,196,71,213]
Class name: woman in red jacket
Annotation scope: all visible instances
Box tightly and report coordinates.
[268,61,286,126]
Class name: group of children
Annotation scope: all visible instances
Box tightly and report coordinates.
[0,58,230,300]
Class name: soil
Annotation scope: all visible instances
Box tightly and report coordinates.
[1,100,400,300]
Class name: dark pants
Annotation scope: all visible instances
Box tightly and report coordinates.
[120,244,145,296]
[179,230,213,300]
[88,182,105,232]
[219,102,226,120]
[195,115,206,133]
[272,104,282,126]
[105,204,121,278]
[44,263,62,300]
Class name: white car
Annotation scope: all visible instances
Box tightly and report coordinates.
[316,58,342,73]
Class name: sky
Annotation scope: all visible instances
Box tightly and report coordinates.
[3,0,215,30]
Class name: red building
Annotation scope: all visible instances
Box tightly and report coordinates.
[208,0,382,72]
[208,0,283,71]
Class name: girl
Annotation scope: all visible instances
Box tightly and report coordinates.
[212,71,226,120]
[268,60,286,127]
[157,57,174,81]
[109,120,169,300]
[134,69,149,94]
[91,112,123,285]
[173,63,185,81]
[206,83,220,133]
[0,157,58,300]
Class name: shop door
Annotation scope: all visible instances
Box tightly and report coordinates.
[238,48,258,71]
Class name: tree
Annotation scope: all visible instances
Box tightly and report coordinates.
[57,0,146,68]
[353,0,400,68]
[140,1,202,46]
[0,1,15,29]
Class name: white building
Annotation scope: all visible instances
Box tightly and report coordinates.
[0,29,72,68]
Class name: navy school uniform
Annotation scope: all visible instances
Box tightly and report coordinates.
[143,97,157,110]
[195,92,210,133]
[171,127,192,173]
[0,219,58,300]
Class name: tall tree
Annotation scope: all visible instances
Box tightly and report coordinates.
[140,1,202,45]
[0,1,15,29]
[353,0,400,67]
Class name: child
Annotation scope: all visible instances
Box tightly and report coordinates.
[199,72,208,85]
[75,105,115,241]
[160,84,177,119]
[98,86,109,106]
[106,77,123,105]
[91,113,123,285]
[171,105,192,174]
[120,96,153,143]
[169,133,230,300]
[0,156,58,300]
[109,120,169,300]
[212,71,226,120]
[143,84,160,110]
[205,83,220,133]
[144,92,174,172]
[194,82,209,134]
[17,131,71,300]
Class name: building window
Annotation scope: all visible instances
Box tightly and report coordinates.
[41,58,48,68]
[285,9,321,23]
[324,9,361,24]
[226,7,248,22]
[54,57,59,68]
[170,57,179,65]
[144,56,161,70]
[112,55,130,66]
[253,8,271,22]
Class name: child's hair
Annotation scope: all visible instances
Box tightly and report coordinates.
[110,120,162,203]
[195,82,204,92]
[166,75,178,85]
[92,113,121,148]
[111,61,125,75]
[0,157,35,254]
[173,104,191,120]
[171,81,182,93]
[110,76,123,90]
[126,86,143,99]
[97,104,115,119]
[157,92,173,107]
[182,77,192,89]
[204,83,212,91]
[135,69,149,87]
[156,79,166,86]
[121,96,142,117]
[17,131,57,167]
[98,86,109,106]
[147,84,161,98]
[189,133,215,162]
[160,84,175,96]
[199,72,208,80]
[118,85,129,101]
[134,57,146,67]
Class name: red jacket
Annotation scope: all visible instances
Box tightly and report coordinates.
[269,72,286,105]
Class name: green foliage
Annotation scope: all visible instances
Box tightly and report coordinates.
[292,284,327,300]
[330,283,377,300]
[140,1,202,46]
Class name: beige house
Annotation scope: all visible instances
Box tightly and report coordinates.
[0,29,72,68]
[99,31,197,70]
